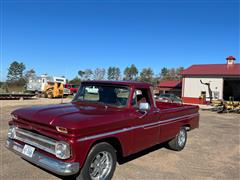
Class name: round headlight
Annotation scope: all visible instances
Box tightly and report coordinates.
[8,126,16,139]
[55,141,70,159]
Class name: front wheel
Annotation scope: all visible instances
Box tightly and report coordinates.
[77,142,117,180]
[168,127,187,151]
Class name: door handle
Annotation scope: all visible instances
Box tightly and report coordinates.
[153,108,160,113]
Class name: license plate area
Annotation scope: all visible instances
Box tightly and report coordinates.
[22,144,35,158]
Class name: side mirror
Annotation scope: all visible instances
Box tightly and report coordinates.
[139,102,150,112]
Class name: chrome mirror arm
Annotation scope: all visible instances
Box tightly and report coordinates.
[138,110,148,119]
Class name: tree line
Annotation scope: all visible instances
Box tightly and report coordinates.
[69,64,184,85]
[1,61,184,91]
[0,61,37,92]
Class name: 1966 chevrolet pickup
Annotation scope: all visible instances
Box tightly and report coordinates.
[6,81,199,180]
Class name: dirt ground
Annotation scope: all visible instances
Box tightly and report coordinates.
[0,98,239,180]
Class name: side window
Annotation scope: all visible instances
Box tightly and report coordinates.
[84,86,99,101]
[132,88,151,107]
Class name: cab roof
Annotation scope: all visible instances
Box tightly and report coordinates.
[82,80,153,88]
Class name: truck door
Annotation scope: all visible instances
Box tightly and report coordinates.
[129,88,160,153]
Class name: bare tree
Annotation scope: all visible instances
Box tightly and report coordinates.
[78,69,93,80]
[94,68,105,80]
[24,69,36,82]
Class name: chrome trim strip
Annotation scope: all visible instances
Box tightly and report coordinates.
[13,128,56,155]
[78,128,130,142]
[78,113,199,142]
[142,113,197,128]
[155,106,192,112]
[5,138,79,176]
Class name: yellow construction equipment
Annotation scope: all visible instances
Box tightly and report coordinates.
[224,101,240,111]
[211,99,223,107]
[209,98,240,113]
[43,82,64,98]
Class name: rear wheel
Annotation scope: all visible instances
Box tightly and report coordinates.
[77,142,117,180]
[168,127,187,151]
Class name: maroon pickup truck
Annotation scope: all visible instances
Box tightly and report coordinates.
[6,81,199,180]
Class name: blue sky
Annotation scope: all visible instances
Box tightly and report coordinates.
[1,0,239,80]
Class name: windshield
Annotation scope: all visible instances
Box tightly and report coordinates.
[73,84,130,107]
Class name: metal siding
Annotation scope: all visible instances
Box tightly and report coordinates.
[183,77,223,99]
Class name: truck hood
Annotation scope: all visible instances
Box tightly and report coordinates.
[12,102,126,130]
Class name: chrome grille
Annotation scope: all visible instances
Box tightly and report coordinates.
[13,127,56,155]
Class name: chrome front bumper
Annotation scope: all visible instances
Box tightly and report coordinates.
[5,138,80,176]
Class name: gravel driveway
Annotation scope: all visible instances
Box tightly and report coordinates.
[0,99,239,180]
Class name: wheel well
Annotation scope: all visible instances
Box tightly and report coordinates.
[183,124,191,131]
[92,137,123,162]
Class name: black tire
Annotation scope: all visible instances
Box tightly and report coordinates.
[168,127,187,151]
[77,142,117,180]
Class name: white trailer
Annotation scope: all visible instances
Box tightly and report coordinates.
[26,75,67,93]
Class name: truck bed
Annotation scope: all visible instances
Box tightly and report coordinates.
[156,101,198,110]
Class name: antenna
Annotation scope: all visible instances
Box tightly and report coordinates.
[61,93,63,104]
[61,82,64,104]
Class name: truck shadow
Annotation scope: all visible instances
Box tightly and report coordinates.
[118,142,167,165]
[23,142,168,180]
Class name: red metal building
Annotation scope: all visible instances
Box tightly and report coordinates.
[156,80,182,97]
[181,56,240,104]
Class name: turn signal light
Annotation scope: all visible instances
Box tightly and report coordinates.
[56,126,68,134]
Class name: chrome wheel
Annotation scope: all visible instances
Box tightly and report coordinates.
[178,129,186,147]
[89,151,113,180]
